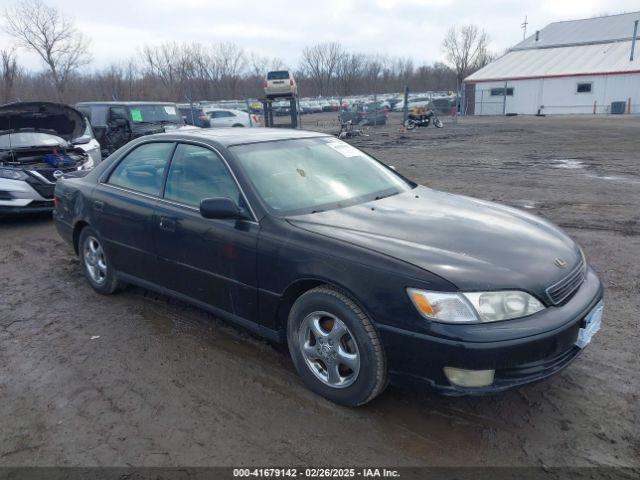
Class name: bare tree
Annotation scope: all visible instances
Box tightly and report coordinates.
[141,42,184,99]
[442,24,492,88]
[2,0,91,100]
[363,55,386,94]
[212,42,247,98]
[335,53,365,96]
[300,42,344,96]
[248,53,284,78]
[0,49,19,103]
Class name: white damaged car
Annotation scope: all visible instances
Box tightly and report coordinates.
[0,102,100,215]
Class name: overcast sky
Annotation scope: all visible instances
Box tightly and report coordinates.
[2,0,640,71]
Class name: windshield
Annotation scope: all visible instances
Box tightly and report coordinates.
[0,131,67,150]
[232,137,412,215]
[128,104,183,124]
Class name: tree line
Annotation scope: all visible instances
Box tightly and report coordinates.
[0,0,493,104]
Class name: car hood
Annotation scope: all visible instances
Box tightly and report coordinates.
[0,102,86,142]
[287,186,581,296]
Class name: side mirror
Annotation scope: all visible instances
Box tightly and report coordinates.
[72,134,92,145]
[200,197,246,220]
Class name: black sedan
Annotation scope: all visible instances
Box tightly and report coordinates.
[53,128,604,406]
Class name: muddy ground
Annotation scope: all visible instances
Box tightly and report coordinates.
[0,114,638,468]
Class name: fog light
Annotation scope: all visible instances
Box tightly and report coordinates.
[444,367,495,387]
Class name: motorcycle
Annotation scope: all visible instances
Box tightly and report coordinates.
[403,109,444,130]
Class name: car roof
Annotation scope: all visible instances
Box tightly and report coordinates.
[76,101,177,106]
[147,128,330,147]
[205,108,246,113]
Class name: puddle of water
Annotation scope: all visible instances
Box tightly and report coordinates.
[549,159,639,185]
[521,202,538,209]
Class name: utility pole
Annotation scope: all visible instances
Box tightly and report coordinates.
[521,16,528,40]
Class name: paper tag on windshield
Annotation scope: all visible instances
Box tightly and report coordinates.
[327,141,361,157]
[164,106,176,115]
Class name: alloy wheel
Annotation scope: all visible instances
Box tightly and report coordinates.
[298,311,360,388]
[83,236,107,285]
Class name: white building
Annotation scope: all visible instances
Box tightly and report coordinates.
[464,12,640,115]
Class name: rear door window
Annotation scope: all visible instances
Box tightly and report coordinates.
[107,142,175,196]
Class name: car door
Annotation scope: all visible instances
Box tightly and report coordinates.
[105,106,132,152]
[92,141,175,282]
[153,142,259,322]
[223,111,237,126]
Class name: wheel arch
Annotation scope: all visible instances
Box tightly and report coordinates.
[275,277,372,335]
[72,220,90,254]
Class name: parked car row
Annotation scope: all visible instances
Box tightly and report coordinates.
[0,98,268,216]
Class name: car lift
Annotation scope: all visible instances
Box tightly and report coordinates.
[260,95,300,129]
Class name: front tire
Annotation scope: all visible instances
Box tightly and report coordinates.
[79,226,122,295]
[287,286,387,406]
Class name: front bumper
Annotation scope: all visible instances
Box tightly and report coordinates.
[378,268,603,395]
[0,177,54,215]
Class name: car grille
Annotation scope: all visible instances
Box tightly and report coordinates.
[32,165,78,182]
[545,258,586,305]
[22,165,80,200]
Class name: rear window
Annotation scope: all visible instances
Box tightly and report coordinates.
[267,71,290,80]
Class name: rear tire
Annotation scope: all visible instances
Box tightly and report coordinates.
[78,226,123,295]
[232,124,244,127]
[287,286,387,406]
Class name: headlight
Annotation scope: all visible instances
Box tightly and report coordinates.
[407,289,477,323]
[0,168,28,180]
[407,288,545,324]
[79,157,95,171]
[463,291,545,322]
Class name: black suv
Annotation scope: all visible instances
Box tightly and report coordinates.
[76,102,187,156]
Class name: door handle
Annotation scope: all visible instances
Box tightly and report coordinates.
[158,216,176,232]
[93,200,104,212]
